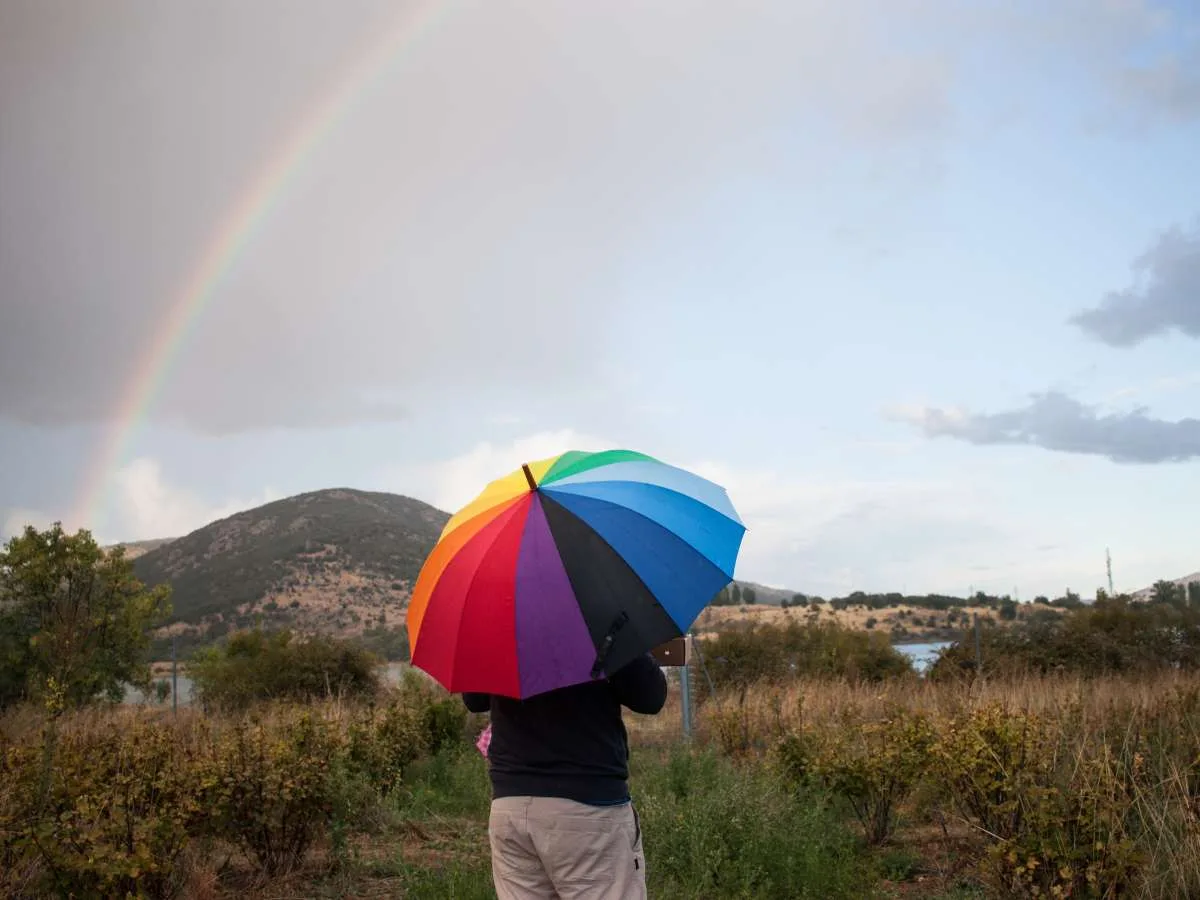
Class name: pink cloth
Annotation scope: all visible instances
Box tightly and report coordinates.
[476,723,492,758]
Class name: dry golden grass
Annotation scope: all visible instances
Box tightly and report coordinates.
[679,671,1200,898]
[691,669,1200,735]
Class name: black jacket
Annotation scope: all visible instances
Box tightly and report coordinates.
[463,654,668,804]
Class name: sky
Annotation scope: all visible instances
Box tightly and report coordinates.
[2,0,1199,599]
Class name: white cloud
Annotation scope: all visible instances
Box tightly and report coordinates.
[382,429,615,512]
[3,459,282,545]
[106,458,282,542]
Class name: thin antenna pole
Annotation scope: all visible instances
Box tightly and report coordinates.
[1106,548,1114,596]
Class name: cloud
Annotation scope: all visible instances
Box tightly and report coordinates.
[1071,220,1200,346]
[382,429,615,513]
[893,392,1200,464]
[106,458,282,541]
[2,458,281,544]
[0,0,963,434]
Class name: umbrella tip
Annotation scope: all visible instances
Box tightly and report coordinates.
[521,463,537,491]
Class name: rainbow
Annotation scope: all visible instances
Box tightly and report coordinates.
[73,0,453,536]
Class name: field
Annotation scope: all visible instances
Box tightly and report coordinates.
[6,666,1200,899]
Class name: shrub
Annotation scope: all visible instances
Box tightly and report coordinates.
[1,718,200,898]
[395,668,469,754]
[636,748,867,898]
[809,709,935,845]
[703,621,914,686]
[345,699,427,794]
[196,711,341,875]
[934,704,1144,896]
[930,596,1200,679]
[189,627,381,709]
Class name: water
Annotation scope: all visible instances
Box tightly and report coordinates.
[894,640,952,673]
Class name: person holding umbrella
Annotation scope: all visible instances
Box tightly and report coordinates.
[407,450,745,899]
[463,651,666,898]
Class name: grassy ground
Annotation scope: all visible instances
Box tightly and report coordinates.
[178,743,888,899]
[8,670,1200,898]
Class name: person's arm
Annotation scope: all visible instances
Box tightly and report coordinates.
[462,692,491,713]
[608,653,668,714]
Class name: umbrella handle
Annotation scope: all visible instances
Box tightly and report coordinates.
[590,611,629,680]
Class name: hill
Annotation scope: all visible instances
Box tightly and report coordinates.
[107,537,176,559]
[133,488,448,648]
[1132,572,1200,601]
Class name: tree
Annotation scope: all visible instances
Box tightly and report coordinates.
[0,523,171,711]
[1151,580,1184,606]
[743,587,757,605]
[189,627,380,710]
[998,599,1018,621]
[1052,590,1083,609]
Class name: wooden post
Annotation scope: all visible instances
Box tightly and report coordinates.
[680,635,693,742]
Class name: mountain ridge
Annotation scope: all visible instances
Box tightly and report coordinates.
[130,488,448,645]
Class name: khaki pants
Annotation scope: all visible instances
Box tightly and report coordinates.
[488,796,646,899]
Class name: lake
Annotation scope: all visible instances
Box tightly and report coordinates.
[893,640,952,673]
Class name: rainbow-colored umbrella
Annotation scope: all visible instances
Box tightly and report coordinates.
[406,449,744,699]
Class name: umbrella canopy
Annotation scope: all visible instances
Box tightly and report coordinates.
[406,449,744,699]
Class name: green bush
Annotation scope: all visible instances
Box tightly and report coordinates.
[934,704,1144,897]
[786,709,936,845]
[0,719,200,898]
[704,620,915,686]
[196,711,341,875]
[396,668,468,754]
[188,627,381,709]
[931,595,1200,679]
[636,748,868,898]
[345,700,427,794]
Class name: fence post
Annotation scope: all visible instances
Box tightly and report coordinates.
[680,632,692,741]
